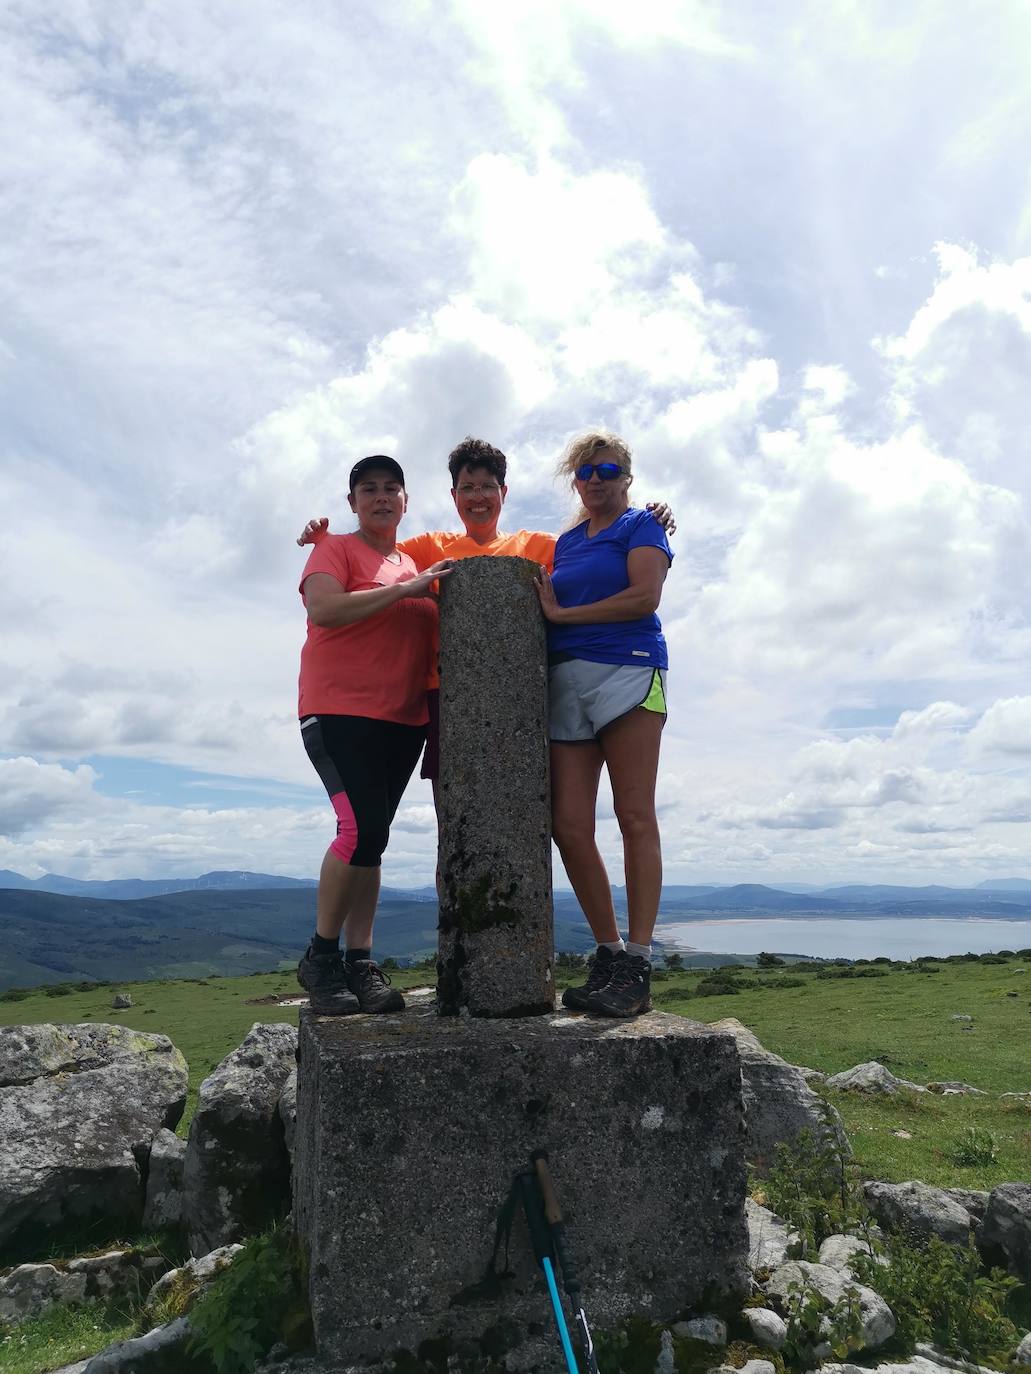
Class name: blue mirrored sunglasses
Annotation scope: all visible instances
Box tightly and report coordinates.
[575,462,625,481]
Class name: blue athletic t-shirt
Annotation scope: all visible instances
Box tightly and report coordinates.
[548,508,673,668]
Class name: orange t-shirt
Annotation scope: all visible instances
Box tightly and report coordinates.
[297,534,437,725]
[397,529,556,689]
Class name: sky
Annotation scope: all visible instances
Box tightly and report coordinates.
[3,1,1031,889]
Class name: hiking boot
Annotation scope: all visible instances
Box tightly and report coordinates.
[297,945,360,1015]
[347,959,405,1014]
[561,945,617,1011]
[586,951,652,1017]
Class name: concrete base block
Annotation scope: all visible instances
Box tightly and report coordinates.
[294,1006,748,1367]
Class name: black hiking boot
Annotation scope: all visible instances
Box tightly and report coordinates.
[561,945,617,1011]
[586,951,652,1017]
[346,959,405,1014]
[297,945,360,1015]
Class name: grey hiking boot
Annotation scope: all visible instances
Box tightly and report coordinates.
[346,959,405,1014]
[561,945,617,1012]
[586,951,652,1017]
[297,945,360,1015]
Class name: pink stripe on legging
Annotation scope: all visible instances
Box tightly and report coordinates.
[328,790,358,864]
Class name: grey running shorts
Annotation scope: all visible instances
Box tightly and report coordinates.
[548,658,667,742]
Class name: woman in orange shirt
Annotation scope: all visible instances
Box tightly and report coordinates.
[296,454,452,1015]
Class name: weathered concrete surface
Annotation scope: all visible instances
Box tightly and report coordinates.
[0,1024,187,1253]
[295,1006,748,1366]
[436,557,553,1017]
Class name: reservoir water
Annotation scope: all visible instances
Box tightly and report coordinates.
[655,916,1031,962]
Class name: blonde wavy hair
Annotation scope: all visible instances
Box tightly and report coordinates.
[555,429,633,482]
[556,429,633,524]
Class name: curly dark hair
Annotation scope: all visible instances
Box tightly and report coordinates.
[447,436,508,487]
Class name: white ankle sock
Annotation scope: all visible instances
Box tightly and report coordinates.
[600,939,625,954]
[626,942,651,961]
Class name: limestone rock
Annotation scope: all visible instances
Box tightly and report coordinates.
[112,993,133,1009]
[746,1198,798,1270]
[949,1014,973,1022]
[0,1245,172,1324]
[927,1081,985,1096]
[864,1181,976,1246]
[739,1361,776,1374]
[81,1317,191,1373]
[0,1263,87,1324]
[279,1068,297,1163]
[655,1328,676,1374]
[143,1244,242,1322]
[944,1189,989,1227]
[979,1182,1031,1280]
[825,1062,927,1094]
[796,1067,826,1084]
[710,1019,848,1171]
[183,1023,296,1255]
[766,1260,896,1350]
[142,1128,185,1231]
[740,1307,786,1349]
[0,1024,187,1252]
[818,1233,877,1272]
[1014,1331,1031,1364]
[673,1315,727,1345]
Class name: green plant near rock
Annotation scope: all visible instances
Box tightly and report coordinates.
[187,1226,311,1374]
[779,1276,863,1370]
[947,1127,999,1168]
[761,1126,868,1257]
[852,1236,1021,1365]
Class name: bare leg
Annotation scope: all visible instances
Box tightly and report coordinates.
[315,851,379,946]
[343,867,381,951]
[599,709,664,948]
[550,741,621,945]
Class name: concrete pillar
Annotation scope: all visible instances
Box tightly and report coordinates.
[435,556,554,1017]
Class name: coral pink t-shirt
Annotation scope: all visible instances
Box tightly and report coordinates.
[298,534,437,726]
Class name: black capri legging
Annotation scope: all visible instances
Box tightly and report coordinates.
[300,714,426,867]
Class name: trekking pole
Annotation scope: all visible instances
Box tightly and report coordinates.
[531,1149,600,1374]
[515,1167,579,1374]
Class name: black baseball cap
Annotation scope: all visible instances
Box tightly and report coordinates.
[348,454,406,492]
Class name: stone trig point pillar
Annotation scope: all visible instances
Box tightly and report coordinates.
[293,553,749,1369]
[436,557,553,1016]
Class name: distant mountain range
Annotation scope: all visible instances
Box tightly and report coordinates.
[3,871,1031,992]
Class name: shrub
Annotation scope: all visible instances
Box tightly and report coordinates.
[0,987,31,1002]
[816,966,888,980]
[948,1127,999,1168]
[979,954,1008,965]
[757,951,785,968]
[695,975,741,996]
[853,1237,1019,1361]
[760,976,805,990]
[188,1226,310,1374]
[781,1275,864,1368]
[762,1125,866,1258]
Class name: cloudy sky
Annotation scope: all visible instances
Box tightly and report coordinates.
[3,1,1031,889]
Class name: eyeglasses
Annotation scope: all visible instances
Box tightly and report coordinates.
[455,483,502,496]
[575,462,625,482]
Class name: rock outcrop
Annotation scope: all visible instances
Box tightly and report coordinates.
[0,1248,170,1325]
[979,1181,1031,1281]
[141,1128,186,1231]
[746,1197,798,1270]
[710,1019,847,1171]
[826,1062,927,1095]
[183,1022,296,1256]
[863,1181,976,1246]
[0,1024,187,1252]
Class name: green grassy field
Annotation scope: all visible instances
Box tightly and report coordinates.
[2,956,1028,1188]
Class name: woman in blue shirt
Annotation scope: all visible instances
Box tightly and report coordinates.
[536,430,673,1017]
